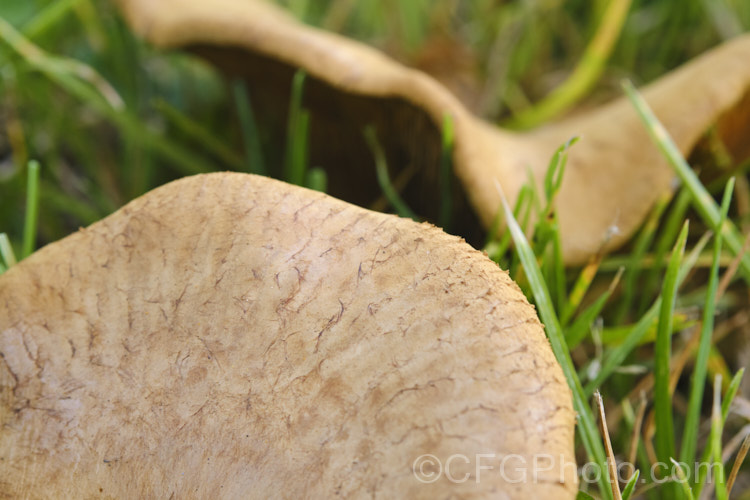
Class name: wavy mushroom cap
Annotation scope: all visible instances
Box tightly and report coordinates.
[0,173,576,499]
[116,0,750,265]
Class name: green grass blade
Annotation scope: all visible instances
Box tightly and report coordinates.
[670,458,695,500]
[721,368,744,421]
[553,220,566,311]
[364,126,418,220]
[543,136,578,208]
[565,268,622,348]
[622,80,750,284]
[484,184,532,263]
[285,69,308,185]
[0,233,17,269]
[485,183,529,245]
[305,167,327,192]
[539,218,567,312]
[694,368,745,497]
[497,181,612,500]
[653,221,688,474]
[22,160,40,259]
[680,178,733,467]
[21,0,83,39]
[293,110,311,183]
[533,138,577,255]
[566,296,608,350]
[621,469,639,500]
[598,311,694,346]
[711,376,728,500]
[561,254,607,326]
[584,230,709,396]
[590,312,657,396]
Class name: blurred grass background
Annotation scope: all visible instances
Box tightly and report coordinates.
[2,1,750,498]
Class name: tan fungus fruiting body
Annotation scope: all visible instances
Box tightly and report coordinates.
[0,173,576,499]
[116,0,750,264]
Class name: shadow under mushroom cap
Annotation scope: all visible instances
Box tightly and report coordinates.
[0,173,577,498]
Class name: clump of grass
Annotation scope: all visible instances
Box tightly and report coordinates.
[497,170,613,498]
[487,79,748,498]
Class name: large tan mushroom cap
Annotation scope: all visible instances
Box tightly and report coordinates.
[0,173,576,498]
[114,0,750,265]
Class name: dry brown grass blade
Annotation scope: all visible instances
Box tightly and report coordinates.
[0,173,578,498]
[116,0,750,264]
[596,391,623,500]
[716,229,750,300]
[627,391,647,474]
[726,431,750,496]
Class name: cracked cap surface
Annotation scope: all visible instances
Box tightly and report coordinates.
[0,172,576,498]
